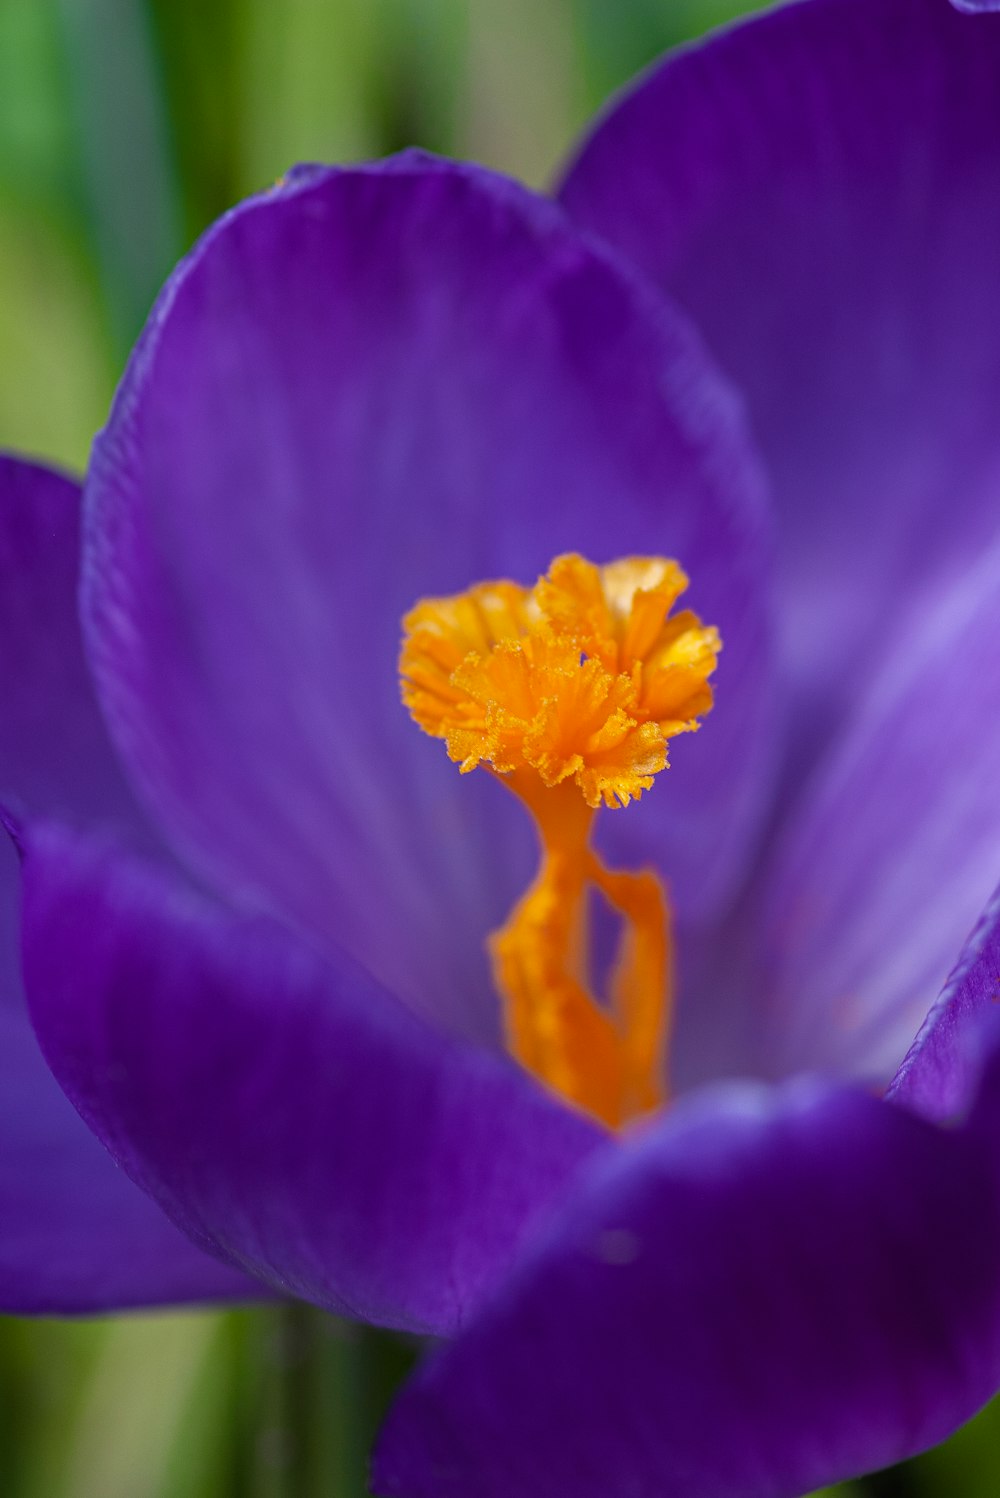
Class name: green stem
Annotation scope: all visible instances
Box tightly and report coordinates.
[259,1304,418,1498]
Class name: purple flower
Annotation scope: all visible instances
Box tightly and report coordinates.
[3,0,1000,1494]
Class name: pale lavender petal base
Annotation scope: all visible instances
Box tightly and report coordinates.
[753,541,1000,1083]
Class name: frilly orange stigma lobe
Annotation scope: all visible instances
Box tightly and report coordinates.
[399,553,720,1129]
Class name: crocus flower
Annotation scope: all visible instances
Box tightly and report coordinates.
[3,0,1000,1495]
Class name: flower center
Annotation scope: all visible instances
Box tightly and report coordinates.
[399,553,720,1129]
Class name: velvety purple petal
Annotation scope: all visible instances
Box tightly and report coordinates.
[0,454,260,1312]
[752,542,1000,1083]
[83,154,774,1047]
[889,883,1000,1121]
[0,454,145,831]
[560,0,1000,768]
[22,822,606,1335]
[0,839,262,1312]
[374,1068,1000,1498]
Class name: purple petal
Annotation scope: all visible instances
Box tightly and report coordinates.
[22,822,606,1335]
[753,542,1000,1083]
[560,0,1000,768]
[374,1069,1000,1498]
[0,851,261,1312]
[889,883,1000,1121]
[0,454,259,1311]
[0,454,145,832]
[951,2,1000,12]
[83,154,774,1047]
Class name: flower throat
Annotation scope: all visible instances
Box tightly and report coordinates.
[399,553,720,1129]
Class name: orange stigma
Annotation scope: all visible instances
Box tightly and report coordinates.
[399,553,720,1129]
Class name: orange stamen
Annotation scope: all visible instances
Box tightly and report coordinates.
[399,553,720,1128]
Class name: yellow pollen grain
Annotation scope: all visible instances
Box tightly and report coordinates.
[399,553,720,1129]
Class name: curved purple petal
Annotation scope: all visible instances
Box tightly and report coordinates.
[0,454,260,1311]
[0,844,261,1313]
[22,821,606,1335]
[374,1068,1000,1498]
[753,541,1000,1083]
[83,154,774,1047]
[889,883,1000,1121]
[0,454,145,832]
[560,0,1000,769]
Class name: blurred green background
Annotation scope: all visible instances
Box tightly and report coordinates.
[1,1,998,1494]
